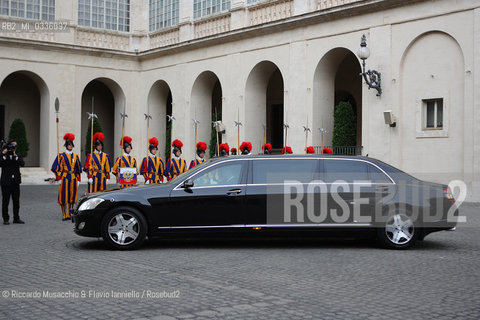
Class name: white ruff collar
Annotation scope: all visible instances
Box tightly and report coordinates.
[65,150,73,155]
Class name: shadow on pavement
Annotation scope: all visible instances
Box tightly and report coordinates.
[67,236,456,251]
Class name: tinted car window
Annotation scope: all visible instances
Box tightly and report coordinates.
[369,164,392,183]
[192,162,243,187]
[252,159,317,184]
[323,159,369,183]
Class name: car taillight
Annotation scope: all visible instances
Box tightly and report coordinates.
[443,187,455,204]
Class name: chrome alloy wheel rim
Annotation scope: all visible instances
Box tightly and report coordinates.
[385,214,414,245]
[107,213,139,245]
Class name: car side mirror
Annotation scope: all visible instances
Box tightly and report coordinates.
[182,180,194,189]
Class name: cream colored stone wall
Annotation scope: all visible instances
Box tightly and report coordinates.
[0,0,478,200]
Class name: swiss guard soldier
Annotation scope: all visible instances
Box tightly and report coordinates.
[140,137,164,184]
[239,141,252,155]
[189,141,207,169]
[321,147,333,154]
[282,146,293,154]
[51,133,82,221]
[84,132,111,193]
[306,146,316,154]
[165,139,187,181]
[230,148,237,155]
[262,143,272,155]
[219,143,229,157]
[112,136,138,188]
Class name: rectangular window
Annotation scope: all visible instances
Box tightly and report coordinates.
[78,0,129,32]
[149,0,179,32]
[0,0,53,20]
[41,0,55,21]
[193,0,230,19]
[368,164,392,184]
[0,1,9,16]
[192,163,244,187]
[10,0,25,18]
[253,159,317,184]
[323,160,369,183]
[26,0,40,20]
[423,98,443,129]
[78,0,91,27]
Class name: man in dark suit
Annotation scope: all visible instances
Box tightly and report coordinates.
[0,139,25,224]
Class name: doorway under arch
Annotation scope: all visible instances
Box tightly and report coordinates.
[0,71,50,166]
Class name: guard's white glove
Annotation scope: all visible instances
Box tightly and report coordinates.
[88,178,93,184]
[77,181,80,187]
[106,179,110,184]
[56,180,61,185]
[145,180,150,185]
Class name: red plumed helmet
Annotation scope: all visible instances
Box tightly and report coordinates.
[321,147,333,154]
[231,148,237,153]
[120,136,132,146]
[63,133,75,141]
[240,141,252,152]
[306,146,315,154]
[172,139,183,148]
[220,143,230,152]
[196,141,207,152]
[149,137,159,147]
[262,143,272,151]
[93,132,104,142]
[282,146,293,154]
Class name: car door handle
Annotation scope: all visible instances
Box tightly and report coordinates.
[226,189,242,195]
[375,186,390,192]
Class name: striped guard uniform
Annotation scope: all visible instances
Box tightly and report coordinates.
[84,151,111,193]
[189,157,205,170]
[140,154,164,184]
[51,151,82,219]
[165,157,187,181]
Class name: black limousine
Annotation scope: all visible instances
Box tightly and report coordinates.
[72,155,458,250]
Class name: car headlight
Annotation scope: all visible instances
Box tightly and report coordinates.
[78,198,105,211]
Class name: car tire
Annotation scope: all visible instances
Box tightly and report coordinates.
[101,206,147,250]
[376,211,418,249]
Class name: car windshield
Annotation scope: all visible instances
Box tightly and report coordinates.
[164,158,210,184]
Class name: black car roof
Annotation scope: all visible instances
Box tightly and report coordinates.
[208,154,375,161]
[205,154,415,182]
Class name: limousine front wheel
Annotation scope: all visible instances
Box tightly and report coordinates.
[101,207,147,250]
[377,213,418,249]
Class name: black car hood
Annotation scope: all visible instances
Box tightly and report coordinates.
[79,183,172,202]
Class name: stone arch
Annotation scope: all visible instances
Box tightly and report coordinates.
[312,47,362,150]
[399,31,464,178]
[147,80,172,159]
[81,77,126,160]
[0,70,50,166]
[190,71,222,158]
[245,61,284,153]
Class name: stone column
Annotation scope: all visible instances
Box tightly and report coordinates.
[179,0,194,42]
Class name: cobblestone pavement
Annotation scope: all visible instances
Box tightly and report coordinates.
[0,185,479,320]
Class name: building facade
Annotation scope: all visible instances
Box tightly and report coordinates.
[0,0,479,199]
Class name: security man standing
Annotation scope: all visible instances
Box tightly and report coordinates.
[0,139,25,225]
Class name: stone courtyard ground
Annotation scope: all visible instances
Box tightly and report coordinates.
[0,185,479,319]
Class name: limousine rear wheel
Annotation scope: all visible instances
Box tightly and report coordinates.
[377,212,418,249]
[101,206,147,250]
